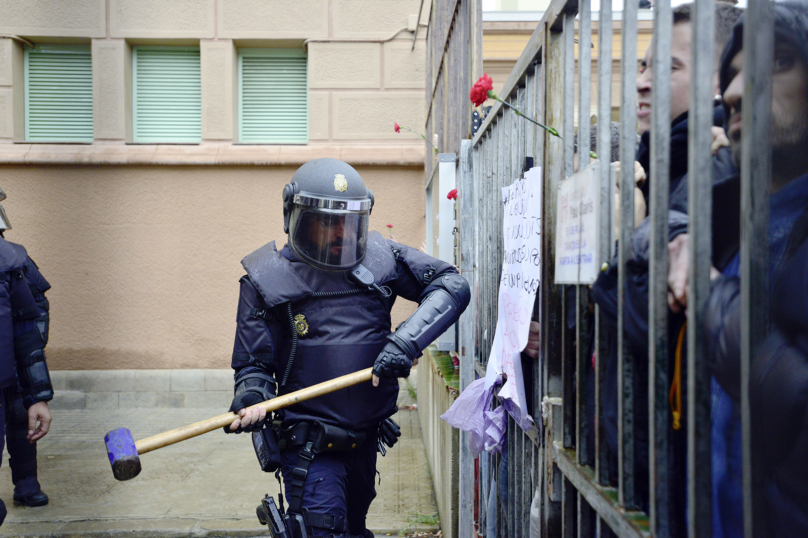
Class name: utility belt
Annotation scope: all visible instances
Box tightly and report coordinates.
[251,420,372,474]
[281,421,370,453]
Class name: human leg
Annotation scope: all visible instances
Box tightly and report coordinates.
[345,439,377,537]
[280,447,351,537]
[4,387,45,505]
[0,389,7,525]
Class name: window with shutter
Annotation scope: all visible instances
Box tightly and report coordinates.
[239,49,308,144]
[25,45,93,143]
[133,46,201,143]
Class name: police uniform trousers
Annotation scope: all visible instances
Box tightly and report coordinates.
[3,386,41,499]
[279,439,377,538]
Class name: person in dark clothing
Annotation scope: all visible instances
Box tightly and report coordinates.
[223,159,470,537]
[0,187,55,523]
[590,2,743,524]
[697,4,808,535]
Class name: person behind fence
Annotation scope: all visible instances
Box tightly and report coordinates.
[589,2,743,526]
[677,4,808,536]
[634,2,742,214]
[222,158,470,538]
[0,187,54,524]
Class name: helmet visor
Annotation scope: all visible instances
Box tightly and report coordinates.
[290,207,368,270]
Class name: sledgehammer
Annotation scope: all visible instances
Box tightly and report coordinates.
[104,367,374,481]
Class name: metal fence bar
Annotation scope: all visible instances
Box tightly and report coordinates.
[562,10,576,454]
[509,416,516,537]
[517,432,526,537]
[544,18,566,535]
[648,0,672,535]
[595,0,613,489]
[563,12,575,180]
[458,138,475,538]
[516,83,529,538]
[563,476,576,538]
[618,0,638,510]
[686,0,715,535]
[576,0,593,471]
[739,2,774,537]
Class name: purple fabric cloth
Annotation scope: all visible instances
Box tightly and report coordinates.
[440,376,507,457]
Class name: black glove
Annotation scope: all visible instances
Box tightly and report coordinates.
[223,392,270,434]
[372,340,413,379]
[377,417,401,456]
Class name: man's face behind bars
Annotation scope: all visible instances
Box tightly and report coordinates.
[636,22,694,134]
[723,43,808,188]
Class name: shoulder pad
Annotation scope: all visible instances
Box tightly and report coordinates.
[24,256,51,292]
[362,231,397,285]
[0,238,25,273]
[241,241,312,308]
[7,243,51,292]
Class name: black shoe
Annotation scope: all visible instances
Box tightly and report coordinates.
[13,491,48,507]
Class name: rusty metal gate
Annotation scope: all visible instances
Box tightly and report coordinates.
[454,0,774,536]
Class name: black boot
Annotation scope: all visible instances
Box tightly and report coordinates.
[13,490,48,507]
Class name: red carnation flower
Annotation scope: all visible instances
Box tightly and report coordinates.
[386,224,393,228]
[447,189,458,200]
[394,123,401,133]
[469,74,494,107]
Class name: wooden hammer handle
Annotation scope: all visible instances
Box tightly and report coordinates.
[135,367,374,455]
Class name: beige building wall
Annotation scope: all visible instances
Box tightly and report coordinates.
[0,0,430,371]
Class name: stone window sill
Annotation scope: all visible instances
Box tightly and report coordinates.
[0,142,425,166]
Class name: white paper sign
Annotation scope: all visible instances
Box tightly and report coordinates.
[485,166,542,431]
[554,161,601,284]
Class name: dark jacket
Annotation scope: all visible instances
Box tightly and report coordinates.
[0,238,53,408]
[706,174,808,537]
[230,231,459,430]
[0,238,25,388]
[636,106,726,215]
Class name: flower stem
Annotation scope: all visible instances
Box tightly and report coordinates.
[491,94,561,138]
[400,126,440,153]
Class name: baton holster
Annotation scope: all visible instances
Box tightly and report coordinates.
[258,494,311,538]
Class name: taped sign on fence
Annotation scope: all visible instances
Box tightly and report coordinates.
[488,166,543,431]
[554,161,601,284]
[441,167,542,447]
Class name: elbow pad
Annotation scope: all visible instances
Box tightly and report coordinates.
[16,343,53,409]
[33,291,49,346]
[390,273,470,359]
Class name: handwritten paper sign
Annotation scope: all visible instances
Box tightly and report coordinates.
[485,166,543,431]
[442,167,542,449]
[554,161,601,284]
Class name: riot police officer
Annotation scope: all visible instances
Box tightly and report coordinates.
[0,187,54,522]
[224,159,469,537]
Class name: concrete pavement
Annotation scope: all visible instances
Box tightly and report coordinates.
[0,376,439,537]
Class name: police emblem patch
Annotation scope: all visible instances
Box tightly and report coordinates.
[334,174,348,192]
[294,314,309,336]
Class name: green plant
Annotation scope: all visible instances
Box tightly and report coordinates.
[399,511,440,536]
[407,379,417,401]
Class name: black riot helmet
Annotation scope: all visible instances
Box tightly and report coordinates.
[283,158,374,271]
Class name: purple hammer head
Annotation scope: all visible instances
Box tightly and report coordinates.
[105,427,141,481]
